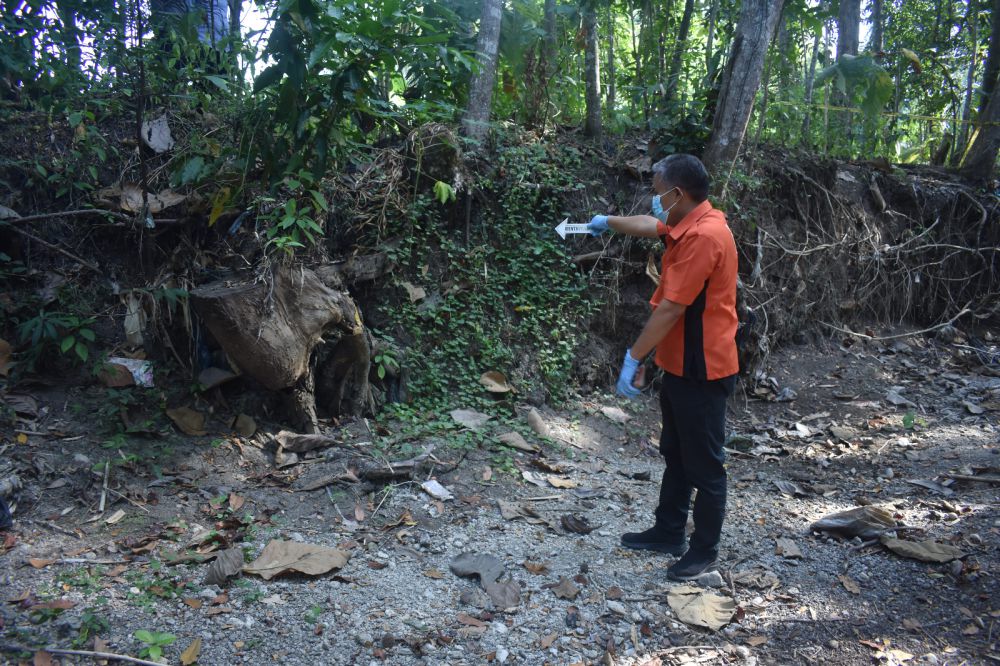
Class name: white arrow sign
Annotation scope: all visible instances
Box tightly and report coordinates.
[554,217,591,239]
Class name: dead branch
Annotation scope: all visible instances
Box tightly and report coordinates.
[820,306,971,341]
[0,645,164,666]
[9,225,101,272]
[4,209,131,224]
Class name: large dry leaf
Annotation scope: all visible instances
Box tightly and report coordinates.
[244,540,350,580]
[484,579,521,610]
[497,431,538,452]
[775,537,803,559]
[449,553,503,585]
[601,406,631,423]
[273,430,340,453]
[120,184,187,213]
[552,576,580,600]
[880,537,966,563]
[4,394,39,418]
[198,366,238,391]
[166,406,207,436]
[204,547,244,586]
[399,281,426,302]
[179,638,201,666]
[525,408,550,437]
[479,371,513,393]
[666,585,736,631]
[548,475,577,489]
[561,514,596,534]
[0,204,20,220]
[450,408,491,430]
[810,506,896,539]
[497,500,550,526]
[233,413,256,437]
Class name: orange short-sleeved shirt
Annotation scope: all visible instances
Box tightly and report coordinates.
[649,200,739,380]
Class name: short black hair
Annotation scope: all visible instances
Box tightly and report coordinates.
[652,154,710,202]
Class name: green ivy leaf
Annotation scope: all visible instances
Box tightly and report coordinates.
[60,336,75,353]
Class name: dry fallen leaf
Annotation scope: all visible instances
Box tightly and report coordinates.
[523,561,549,575]
[423,569,445,579]
[775,537,803,559]
[540,633,557,649]
[666,585,736,631]
[105,509,126,525]
[747,636,768,647]
[838,574,861,594]
[33,651,53,666]
[28,558,55,569]
[456,612,486,628]
[525,408,550,437]
[182,597,203,609]
[552,576,580,600]
[497,431,538,453]
[180,637,202,665]
[204,547,244,586]
[479,370,513,393]
[962,624,980,635]
[166,406,208,436]
[880,537,966,563]
[244,540,350,580]
[547,475,578,489]
[228,494,246,511]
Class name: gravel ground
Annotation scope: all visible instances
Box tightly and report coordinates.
[1,332,998,665]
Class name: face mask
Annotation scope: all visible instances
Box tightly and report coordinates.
[652,188,679,222]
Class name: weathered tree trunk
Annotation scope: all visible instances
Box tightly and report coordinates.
[606,5,616,112]
[705,0,719,81]
[870,0,884,53]
[662,0,694,108]
[979,0,1000,117]
[462,0,504,142]
[836,0,860,57]
[702,0,785,173]
[583,3,602,138]
[191,266,367,433]
[960,78,1000,182]
[952,0,979,166]
[801,28,821,146]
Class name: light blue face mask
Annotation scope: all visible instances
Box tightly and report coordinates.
[651,188,679,222]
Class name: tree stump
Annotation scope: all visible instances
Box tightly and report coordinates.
[191,265,368,432]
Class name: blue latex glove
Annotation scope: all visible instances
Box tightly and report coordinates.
[587,214,609,236]
[616,349,642,398]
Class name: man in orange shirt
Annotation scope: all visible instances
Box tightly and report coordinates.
[586,154,738,580]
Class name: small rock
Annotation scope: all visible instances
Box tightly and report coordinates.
[496,647,509,663]
[734,645,751,659]
[199,588,218,599]
[967,533,983,546]
[828,640,840,649]
[607,600,627,615]
[695,571,725,588]
[492,621,508,634]
[290,532,305,543]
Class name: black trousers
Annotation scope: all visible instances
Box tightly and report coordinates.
[654,372,736,557]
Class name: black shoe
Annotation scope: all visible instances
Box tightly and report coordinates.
[666,549,718,581]
[620,527,686,555]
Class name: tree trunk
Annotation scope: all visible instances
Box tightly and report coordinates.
[702,0,785,173]
[979,0,1000,117]
[663,0,694,108]
[960,73,1000,182]
[583,3,602,137]
[462,0,504,142]
[952,0,979,166]
[55,2,81,75]
[228,0,241,38]
[801,28,821,146]
[870,0,884,53]
[190,266,368,433]
[705,0,719,81]
[837,0,860,57]
[606,5,616,112]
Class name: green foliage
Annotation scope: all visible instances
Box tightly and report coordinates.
[373,348,400,380]
[384,132,596,409]
[15,311,95,368]
[247,0,474,184]
[134,629,177,661]
[815,54,894,118]
[73,610,110,649]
